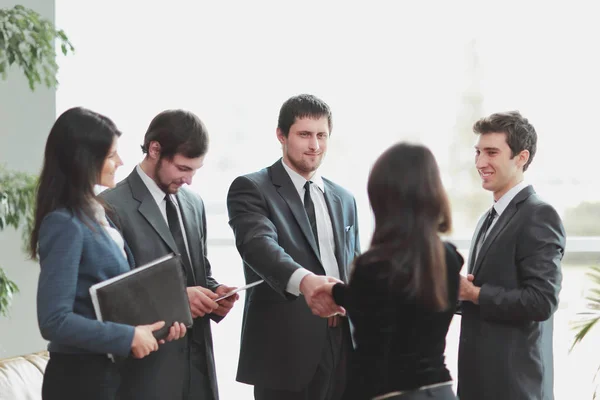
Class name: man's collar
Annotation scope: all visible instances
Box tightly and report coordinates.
[280,159,325,193]
[493,180,530,216]
[136,164,171,204]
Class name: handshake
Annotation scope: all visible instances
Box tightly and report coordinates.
[300,274,346,319]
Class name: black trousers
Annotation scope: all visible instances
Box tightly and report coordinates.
[254,322,351,400]
[42,352,120,400]
[185,338,214,400]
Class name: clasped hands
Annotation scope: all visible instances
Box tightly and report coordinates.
[301,274,346,326]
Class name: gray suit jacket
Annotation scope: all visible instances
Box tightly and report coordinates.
[226,159,360,391]
[100,168,221,400]
[458,185,566,400]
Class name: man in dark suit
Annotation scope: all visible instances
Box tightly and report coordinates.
[227,94,360,400]
[458,111,566,400]
[101,110,239,400]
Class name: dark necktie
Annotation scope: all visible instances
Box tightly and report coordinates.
[475,206,497,259]
[303,181,320,255]
[165,195,195,286]
[166,196,206,348]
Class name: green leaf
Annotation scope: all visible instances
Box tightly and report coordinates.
[0,266,20,317]
[0,5,73,89]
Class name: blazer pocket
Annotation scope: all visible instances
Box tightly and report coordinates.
[344,226,355,254]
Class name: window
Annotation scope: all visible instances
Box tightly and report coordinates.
[56,2,600,398]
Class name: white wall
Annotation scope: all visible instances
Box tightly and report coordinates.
[0,0,55,358]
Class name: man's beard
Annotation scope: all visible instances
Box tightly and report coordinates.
[154,159,178,194]
[287,152,323,175]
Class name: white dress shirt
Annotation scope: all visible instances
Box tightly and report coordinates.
[91,198,127,259]
[480,180,530,247]
[136,165,193,268]
[281,160,339,296]
[474,181,529,259]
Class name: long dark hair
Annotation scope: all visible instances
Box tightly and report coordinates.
[360,142,452,310]
[29,107,122,259]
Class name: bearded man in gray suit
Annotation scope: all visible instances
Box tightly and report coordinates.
[227,94,360,400]
[458,111,566,400]
[101,110,239,400]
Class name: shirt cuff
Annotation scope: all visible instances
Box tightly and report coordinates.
[286,269,314,296]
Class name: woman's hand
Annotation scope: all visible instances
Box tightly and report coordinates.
[131,321,164,358]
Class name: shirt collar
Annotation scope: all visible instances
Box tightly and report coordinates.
[90,199,107,226]
[492,180,530,216]
[136,164,174,205]
[280,159,325,194]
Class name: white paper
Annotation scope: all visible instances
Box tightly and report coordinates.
[215,280,264,301]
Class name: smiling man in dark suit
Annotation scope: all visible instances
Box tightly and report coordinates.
[227,94,360,400]
[458,111,566,400]
[101,110,239,400]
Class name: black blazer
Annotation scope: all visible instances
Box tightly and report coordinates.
[101,168,221,400]
[458,186,566,400]
[227,159,361,391]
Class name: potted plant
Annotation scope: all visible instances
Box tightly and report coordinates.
[0,165,37,316]
[571,265,600,398]
[0,4,73,315]
[1,4,74,90]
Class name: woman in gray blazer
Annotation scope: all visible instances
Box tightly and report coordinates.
[30,107,182,400]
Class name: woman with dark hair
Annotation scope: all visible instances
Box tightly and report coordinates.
[310,142,464,400]
[31,107,185,400]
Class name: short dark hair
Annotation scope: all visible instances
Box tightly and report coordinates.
[361,142,452,311]
[141,110,209,159]
[277,94,332,137]
[473,111,537,171]
[30,107,121,258]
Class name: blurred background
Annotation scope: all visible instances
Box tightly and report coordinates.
[1,0,599,398]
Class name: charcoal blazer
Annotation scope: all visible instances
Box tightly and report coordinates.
[458,185,566,400]
[101,168,221,400]
[227,159,360,391]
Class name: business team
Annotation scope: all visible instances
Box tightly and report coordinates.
[33,96,564,400]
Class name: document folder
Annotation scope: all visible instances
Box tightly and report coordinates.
[89,253,192,340]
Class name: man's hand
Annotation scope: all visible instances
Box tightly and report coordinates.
[301,275,345,317]
[159,322,187,344]
[328,315,341,327]
[213,285,240,318]
[187,286,219,318]
[459,274,481,304]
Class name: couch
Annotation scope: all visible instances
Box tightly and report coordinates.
[0,351,48,400]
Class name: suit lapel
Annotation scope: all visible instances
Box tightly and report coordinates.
[128,169,179,255]
[270,160,321,262]
[467,216,485,274]
[472,186,535,276]
[177,192,202,285]
[323,184,346,281]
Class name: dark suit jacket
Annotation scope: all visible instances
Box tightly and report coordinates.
[101,168,221,400]
[226,159,360,391]
[458,185,566,400]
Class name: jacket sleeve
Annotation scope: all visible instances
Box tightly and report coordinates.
[37,212,135,356]
[227,175,305,299]
[197,197,225,323]
[478,204,565,322]
[198,198,219,291]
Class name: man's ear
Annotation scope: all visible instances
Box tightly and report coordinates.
[276,128,286,145]
[517,149,530,169]
[148,141,161,160]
